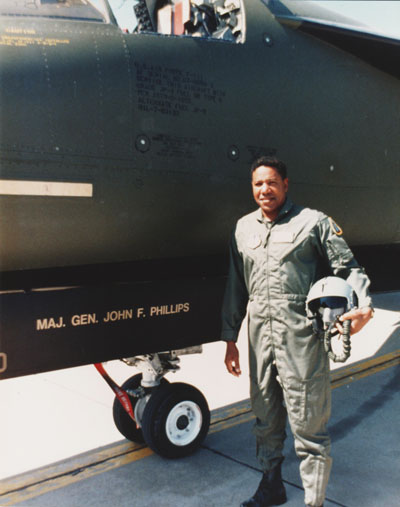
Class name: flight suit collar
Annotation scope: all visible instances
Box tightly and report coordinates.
[256,197,294,224]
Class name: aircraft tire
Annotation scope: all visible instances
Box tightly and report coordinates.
[113,374,170,443]
[141,382,210,459]
[112,373,145,443]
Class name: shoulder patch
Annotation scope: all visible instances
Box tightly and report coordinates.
[328,217,343,236]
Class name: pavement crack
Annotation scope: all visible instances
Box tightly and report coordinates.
[201,445,348,507]
[201,444,302,490]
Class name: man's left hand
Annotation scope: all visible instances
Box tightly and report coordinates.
[337,306,374,335]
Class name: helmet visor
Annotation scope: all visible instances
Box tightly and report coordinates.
[319,296,347,310]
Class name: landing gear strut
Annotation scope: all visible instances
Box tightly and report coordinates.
[97,349,210,458]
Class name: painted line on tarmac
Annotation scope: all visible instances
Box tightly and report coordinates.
[331,349,400,389]
[2,350,399,505]
[0,446,153,506]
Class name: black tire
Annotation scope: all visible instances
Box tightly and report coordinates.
[113,374,170,443]
[112,373,145,443]
[141,382,210,459]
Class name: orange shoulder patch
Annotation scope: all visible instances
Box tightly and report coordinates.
[328,217,343,236]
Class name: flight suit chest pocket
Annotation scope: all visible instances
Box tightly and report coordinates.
[241,233,266,270]
[270,231,294,244]
[246,234,263,250]
[268,231,294,260]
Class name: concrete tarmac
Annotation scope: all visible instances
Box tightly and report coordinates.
[1,291,399,506]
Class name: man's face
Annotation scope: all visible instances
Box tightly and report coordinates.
[252,166,289,220]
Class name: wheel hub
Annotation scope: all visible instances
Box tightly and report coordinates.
[176,415,189,430]
[165,401,202,446]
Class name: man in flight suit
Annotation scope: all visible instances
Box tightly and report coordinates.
[222,157,373,507]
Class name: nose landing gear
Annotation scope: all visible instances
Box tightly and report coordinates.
[100,350,210,458]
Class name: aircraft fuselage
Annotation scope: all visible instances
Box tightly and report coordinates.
[0,0,399,278]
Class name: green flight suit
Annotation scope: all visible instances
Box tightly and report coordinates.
[221,198,371,507]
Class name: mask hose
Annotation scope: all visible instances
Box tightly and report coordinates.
[324,319,351,363]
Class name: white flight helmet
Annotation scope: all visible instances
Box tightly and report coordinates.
[307,276,356,331]
[306,276,356,363]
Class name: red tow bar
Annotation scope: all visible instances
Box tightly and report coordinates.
[94,363,136,423]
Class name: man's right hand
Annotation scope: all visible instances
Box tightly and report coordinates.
[224,341,241,377]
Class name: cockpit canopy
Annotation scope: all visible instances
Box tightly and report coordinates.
[0,0,108,23]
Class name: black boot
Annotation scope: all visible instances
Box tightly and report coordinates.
[241,464,287,507]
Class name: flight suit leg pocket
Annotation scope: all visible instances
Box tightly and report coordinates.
[283,372,331,433]
[281,380,305,429]
[302,372,331,432]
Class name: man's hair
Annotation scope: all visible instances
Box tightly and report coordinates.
[250,156,288,180]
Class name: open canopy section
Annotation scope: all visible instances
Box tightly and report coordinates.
[0,0,114,24]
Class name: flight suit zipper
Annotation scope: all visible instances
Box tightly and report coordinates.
[264,222,275,357]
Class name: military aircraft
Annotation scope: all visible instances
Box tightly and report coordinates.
[0,0,399,458]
